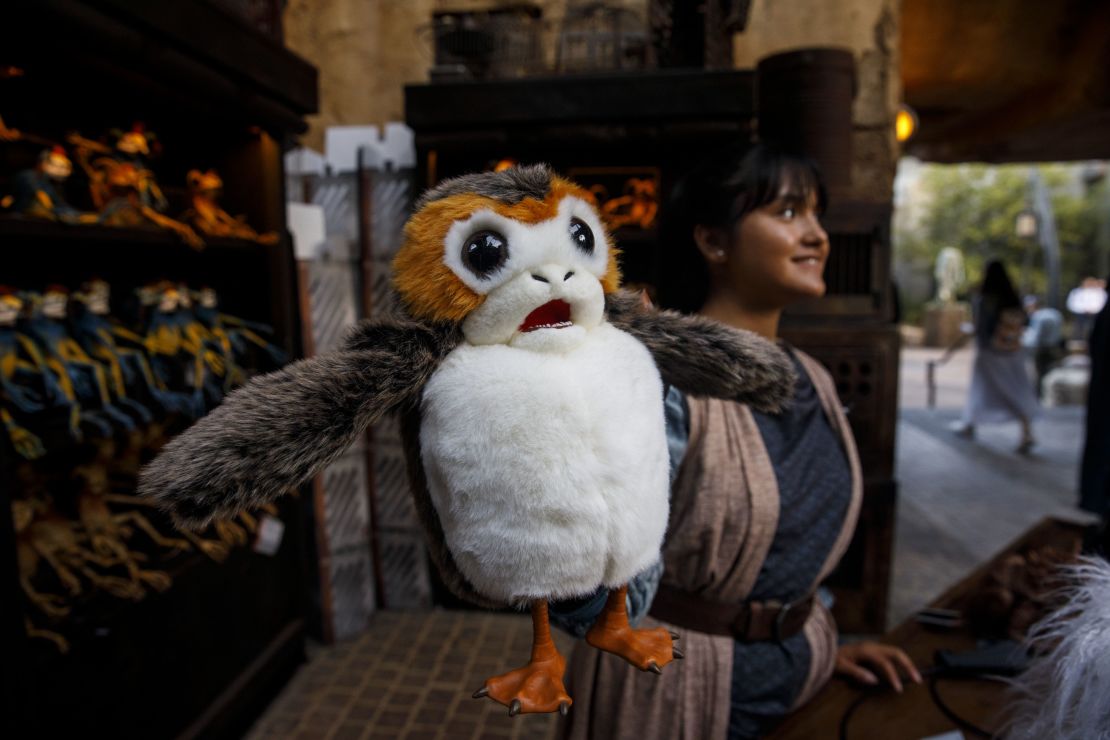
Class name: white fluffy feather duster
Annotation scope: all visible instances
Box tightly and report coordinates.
[1005,556,1110,739]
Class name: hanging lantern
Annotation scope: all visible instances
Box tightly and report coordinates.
[895,103,919,143]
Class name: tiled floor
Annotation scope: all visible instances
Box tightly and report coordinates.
[246,610,573,740]
[247,346,1094,739]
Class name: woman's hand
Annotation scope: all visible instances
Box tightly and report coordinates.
[835,642,922,693]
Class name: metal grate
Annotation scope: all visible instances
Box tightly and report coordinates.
[825,230,874,296]
[292,166,379,639]
[308,260,360,355]
[368,258,402,319]
[294,145,424,622]
[379,530,432,609]
[327,551,375,640]
[321,448,371,554]
[824,353,880,420]
[367,172,412,260]
[310,174,360,243]
[373,440,418,530]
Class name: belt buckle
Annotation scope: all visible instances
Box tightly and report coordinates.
[772,600,794,643]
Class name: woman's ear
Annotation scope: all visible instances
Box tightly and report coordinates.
[694,225,729,264]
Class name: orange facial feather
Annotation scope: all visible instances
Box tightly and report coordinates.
[393,176,621,323]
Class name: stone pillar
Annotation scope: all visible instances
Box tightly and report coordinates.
[733,0,901,202]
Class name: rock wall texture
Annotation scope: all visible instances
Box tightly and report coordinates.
[734,0,902,201]
[283,0,901,200]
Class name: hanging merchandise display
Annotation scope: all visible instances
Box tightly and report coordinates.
[4,277,290,654]
[191,286,288,375]
[0,287,80,455]
[24,285,144,436]
[0,5,316,736]
[140,165,798,715]
[69,280,198,420]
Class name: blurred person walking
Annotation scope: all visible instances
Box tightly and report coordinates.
[1022,294,1064,398]
[952,260,1040,453]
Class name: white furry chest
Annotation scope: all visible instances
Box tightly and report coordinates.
[419,323,670,603]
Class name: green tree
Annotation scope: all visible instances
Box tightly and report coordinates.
[894,163,1105,324]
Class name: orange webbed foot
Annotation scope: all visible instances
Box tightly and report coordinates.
[472,600,572,715]
[587,622,679,672]
[585,585,682,673]
[473,657,572,716]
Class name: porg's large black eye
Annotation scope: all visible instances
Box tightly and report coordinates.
[569,218,594,255]
[463,230,508,278]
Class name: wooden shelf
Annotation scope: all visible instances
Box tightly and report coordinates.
[0,215,273,251]
[1,4,316,739]
[2,0,316,135]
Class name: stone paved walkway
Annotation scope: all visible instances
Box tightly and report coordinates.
[890,346,1095,625]
[246,611,572,740]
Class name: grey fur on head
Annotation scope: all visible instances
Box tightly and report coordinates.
[138,319,459,528]
[414,164,553,210]
[605,290,796,413]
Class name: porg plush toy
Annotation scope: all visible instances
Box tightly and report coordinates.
[139,165,795,716]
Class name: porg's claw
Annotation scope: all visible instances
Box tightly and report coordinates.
[647,661,663,675]
[669,630,680,640]
[559,702,570,716]
[509,699,522,717]
[472,686,489,699]
[673,647,685,660]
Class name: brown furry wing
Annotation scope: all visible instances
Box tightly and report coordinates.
[398,405,506,609]
[605,290,796,413]
[138,319,458,528]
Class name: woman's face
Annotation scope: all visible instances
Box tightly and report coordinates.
[721,185,829,309]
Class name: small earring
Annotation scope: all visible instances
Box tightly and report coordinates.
[715,250,725,258]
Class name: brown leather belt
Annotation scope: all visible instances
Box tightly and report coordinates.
[648,584,815,643]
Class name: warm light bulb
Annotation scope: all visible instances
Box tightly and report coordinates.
[895,104,918,143]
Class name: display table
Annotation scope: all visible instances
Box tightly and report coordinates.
[769,517,1087,740]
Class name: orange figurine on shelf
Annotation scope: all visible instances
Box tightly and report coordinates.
[182,169,279,244]
[68,124,203,249]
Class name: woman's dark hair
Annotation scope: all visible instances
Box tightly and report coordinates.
[975,259,1022,345]
[657,142,827,313]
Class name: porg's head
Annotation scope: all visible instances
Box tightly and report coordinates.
[392,164,620,353]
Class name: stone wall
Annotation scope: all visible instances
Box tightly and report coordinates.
[283,0,436,152]
[284,1,901,195]
[733,0,902,202]
[283,0,649,152]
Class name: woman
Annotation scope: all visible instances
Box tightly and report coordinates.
[953,260,1039,453]
[553,144,919,739]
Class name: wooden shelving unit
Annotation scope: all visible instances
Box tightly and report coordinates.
[0,2,317,738]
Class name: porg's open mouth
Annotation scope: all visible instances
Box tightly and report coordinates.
[518,299,573,332]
